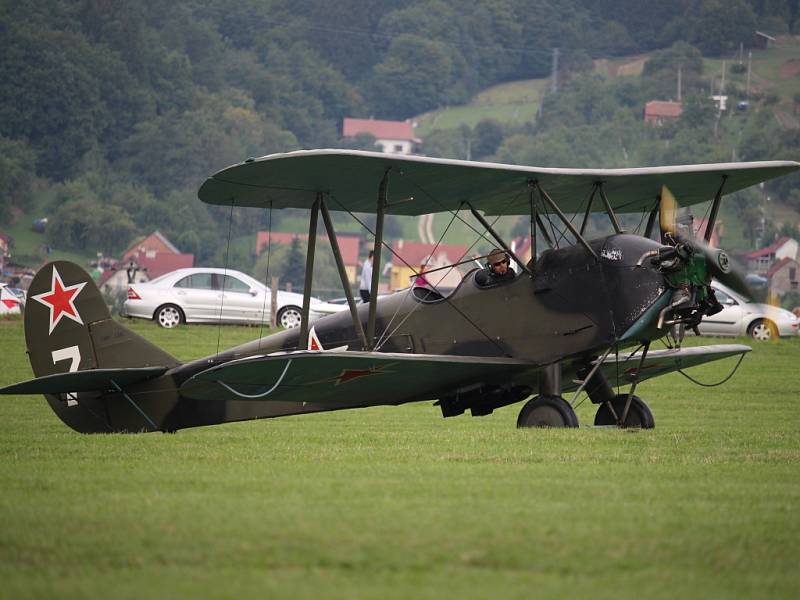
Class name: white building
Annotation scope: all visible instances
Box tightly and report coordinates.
[342,117,421,155]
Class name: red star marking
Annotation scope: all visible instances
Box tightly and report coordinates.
[335,369,375,385]
[31,266,87,334]
[625,363,663,376]
[1,299,18,309]
[308,363,395,387]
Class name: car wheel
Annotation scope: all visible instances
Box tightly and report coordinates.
[155,304,183,329]
[748,318,777,341]
[278,306,302,329]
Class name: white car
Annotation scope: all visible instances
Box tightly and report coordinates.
[697,282,800,340]
[0,283,23,316]
[122,268,324,329]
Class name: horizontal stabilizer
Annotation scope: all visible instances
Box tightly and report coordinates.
[180,351,534,404]
[0,366,169,395]
[567,344,751,392]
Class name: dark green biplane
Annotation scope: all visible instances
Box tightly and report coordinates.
[2,150,798,432]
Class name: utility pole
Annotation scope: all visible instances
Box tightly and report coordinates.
[746,51,752,99]
[714,61,726,138]
[677,65,682,101]
[551,47,559,94]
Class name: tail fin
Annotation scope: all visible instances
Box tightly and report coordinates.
[22,261,181,432]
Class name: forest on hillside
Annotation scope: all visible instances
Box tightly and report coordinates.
[1,0,799,271]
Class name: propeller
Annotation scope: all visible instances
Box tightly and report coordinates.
[659,185,753,300]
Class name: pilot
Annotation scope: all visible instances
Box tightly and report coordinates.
[476,248,516,287]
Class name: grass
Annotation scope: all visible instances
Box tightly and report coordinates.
[703,36,800,105]
[414,79,548,138]
[0,316,798,598]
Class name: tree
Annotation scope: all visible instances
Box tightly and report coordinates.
[282,237,307,290]
[369,33,468,118]
[683,0,757,56]
[0,137,36,221]
[473,120,505,160]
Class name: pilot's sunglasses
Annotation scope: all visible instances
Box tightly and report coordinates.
[491,259,509,267]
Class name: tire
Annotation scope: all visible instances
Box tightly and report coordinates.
[594,394,654,429]
[748,318,777,341]
[155,304,183,329]
[517,395,579,428]
[278,305,302,329]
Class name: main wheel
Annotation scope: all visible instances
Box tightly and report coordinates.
[594,394,654,429]
[748,318,777,341]
[155,304,183,329]
[278,305,302,329]
[517,395,579,428]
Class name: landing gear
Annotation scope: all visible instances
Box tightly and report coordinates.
[516,395,579,428]
[594,394,654,429]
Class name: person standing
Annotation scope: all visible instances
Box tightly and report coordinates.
[359,250,374,302]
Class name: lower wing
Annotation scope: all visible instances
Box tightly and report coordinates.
[179,351,535,405]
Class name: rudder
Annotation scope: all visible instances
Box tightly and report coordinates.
[24,261,180,432]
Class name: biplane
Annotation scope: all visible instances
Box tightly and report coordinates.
[2,150,798,432]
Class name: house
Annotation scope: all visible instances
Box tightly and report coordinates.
[98,231,194,295]
[0,232,10,276]
[743,237,799,274]
[766,257,799,297]
[692,218,722,248]
[342,117,421,155]
[389,240,468,291]
[643,101,682,126]
[752,31,776,50]
[256,231,361,284]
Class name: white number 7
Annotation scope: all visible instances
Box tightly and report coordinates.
[52,346,81,407]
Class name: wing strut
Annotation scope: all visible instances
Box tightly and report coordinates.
[531,180,598,259]
[320,195,369,350]
[468,204,532,276]
[598,183,623,234]
[366,170,389,349]
[299,193,321,348]
[704,175,727,243]
[579,184,599,236]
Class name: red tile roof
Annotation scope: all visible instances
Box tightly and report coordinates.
[343,118,418,141]
[391,240,468,267]
[743,237,790,259]
[256,231,361,265]
[644,101,683,119]
[137,253,194,279]
[766,256,797,279]
[122,230,180,259]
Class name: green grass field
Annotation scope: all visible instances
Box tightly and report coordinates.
[414,79,548,138]
[1,317,799,598]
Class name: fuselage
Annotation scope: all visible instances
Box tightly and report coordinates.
[181,234,669,375]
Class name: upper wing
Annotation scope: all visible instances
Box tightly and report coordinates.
[198,149,799,216]
[179,350,536,405]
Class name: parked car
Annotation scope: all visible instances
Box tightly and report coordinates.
[0,283,23,316]
[122,268,325,329]
[696,282,800,340]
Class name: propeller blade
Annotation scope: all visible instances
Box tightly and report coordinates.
[693,241,753,300]
[659,185,679,241]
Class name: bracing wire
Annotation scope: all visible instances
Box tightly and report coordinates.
[678,353,746,387]
[329,196,511,356]
[216,199,235,356]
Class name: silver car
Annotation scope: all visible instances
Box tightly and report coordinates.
[122,268,324,329]
[697,282,800,340]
